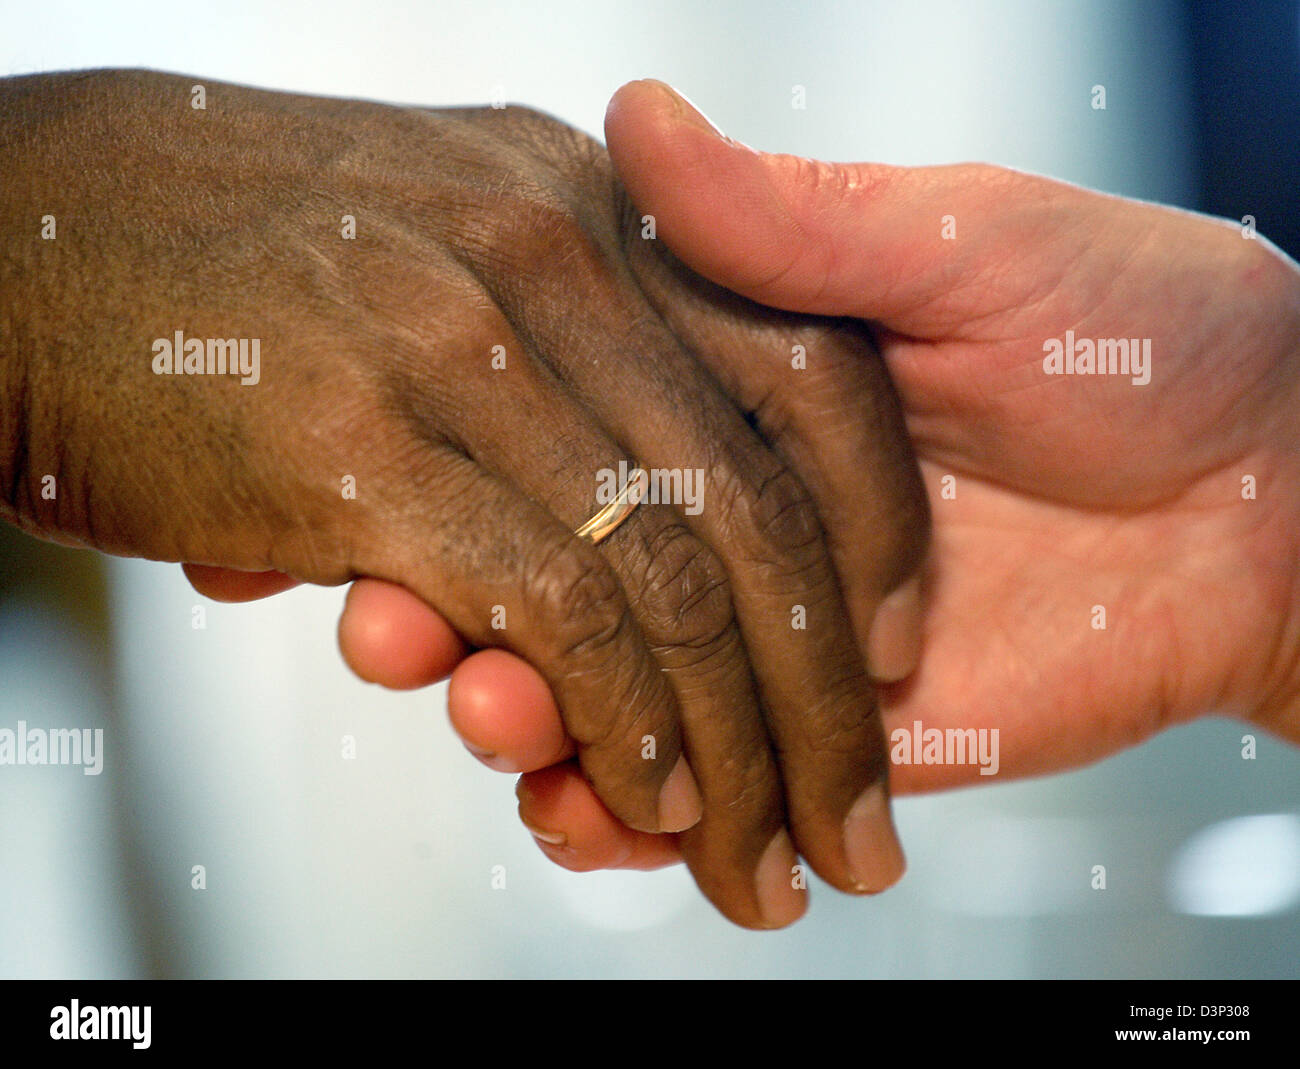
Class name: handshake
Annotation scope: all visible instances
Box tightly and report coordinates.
[3,69,1298,930]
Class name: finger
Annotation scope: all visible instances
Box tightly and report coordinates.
[513,257,903,897]
[516,762,683,871]
[604,79,1057,337]
[443,651,683,869]
[183,563,301,602]
[446,652,757,877]
[625,239,930,682]
[763,341,929,682]
[448,648,574,771]
[353,438,700,837]
[425,316,799,927]
[440,646,711,873]
[338,578,470,689]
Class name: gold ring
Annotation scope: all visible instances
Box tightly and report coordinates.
[575,465,648,545]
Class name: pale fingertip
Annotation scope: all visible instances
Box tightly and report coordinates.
[522,820,566,846]
[755,828,808,928]
[462,741,520,773]
[656,754,703,833]
[843,782,907,893]
[866,574,924,683]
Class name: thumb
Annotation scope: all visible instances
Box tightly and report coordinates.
[604,79,1052,337]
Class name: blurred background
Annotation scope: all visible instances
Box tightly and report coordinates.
[1,0,1298,978]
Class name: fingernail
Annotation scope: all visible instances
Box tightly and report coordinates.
[866,575,923,683]
[649,80,728,140]
[535,837,579,867]
[522,820,566,846]
[755,828,807,928]
[657,754,703,832]
[843,782,906,893]
[463,741,518,773]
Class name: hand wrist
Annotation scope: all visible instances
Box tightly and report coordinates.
[0,75,42,531]
[0,70,112,542]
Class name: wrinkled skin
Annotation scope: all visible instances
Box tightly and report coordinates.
[0,70,931,928]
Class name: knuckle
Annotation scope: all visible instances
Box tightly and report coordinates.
[510,180,585,241]
[786,153,861,202]
[483,104,605,169]
[265,525,350,586]
[823,331,893,409]
[716,750,782,821]
[476,179,573,261]
[524,533,630,663]
[429,141,604,284]
[791,677,881,763]
[580,671,666,759]
[633,522,737,656]
[747,466,823,558]
[521,533,676,765]
[493,183,613,291]
[801,710,873,762]
[719,459,826,580]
